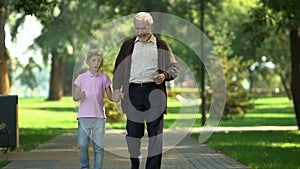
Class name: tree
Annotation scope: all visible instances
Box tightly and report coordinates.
[200,0,254,118]
[223,56,251,119]
[0,0,56,95]
[1,1,108,100]
[32,1,114,100]
[0,0,10,94]
[245,0,300,129]
[260,31,292,98]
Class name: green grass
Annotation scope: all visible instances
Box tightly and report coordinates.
[218,97,296,126]
[17,97,296,130]
[109,97,296,128]
[194,130,300,169]
[165,97,296,127]
[18,128,64,151]
[19,97,78,129]
[0,159,10,168]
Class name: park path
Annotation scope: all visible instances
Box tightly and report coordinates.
[1,126,296,169]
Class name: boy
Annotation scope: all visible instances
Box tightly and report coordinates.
[73,49,114,169]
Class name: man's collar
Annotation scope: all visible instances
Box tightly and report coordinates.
[134,34,156,44]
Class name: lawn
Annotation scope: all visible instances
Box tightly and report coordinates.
[197,130,300,169]
[191,97,300,169]
[18,97,78,129]
[17,96,297,130]
[218,97,297,126]
[1,96,299,169]
[109,97,297,128]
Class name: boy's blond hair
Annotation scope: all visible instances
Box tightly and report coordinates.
[87,49,103,60]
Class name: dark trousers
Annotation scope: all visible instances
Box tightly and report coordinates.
[126,83,165,169]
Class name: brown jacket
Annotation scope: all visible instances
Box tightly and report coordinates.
[113,36,179,113]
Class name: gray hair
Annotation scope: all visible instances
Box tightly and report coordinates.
[134,12,153,25]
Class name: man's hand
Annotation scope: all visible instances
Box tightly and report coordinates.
[152,73,166,84]
[112,89,124,102]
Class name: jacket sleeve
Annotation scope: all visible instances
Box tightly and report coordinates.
[113,43,126,90]
[112,38,134,90]
[158,40,180,81]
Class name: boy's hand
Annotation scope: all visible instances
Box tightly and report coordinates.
[79,91,86,100]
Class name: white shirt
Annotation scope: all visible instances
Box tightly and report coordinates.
[129,35,159,83]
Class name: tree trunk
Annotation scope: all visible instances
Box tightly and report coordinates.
[0,52,9,94]
[290,27,300,130]
[0,0,10,95]
[48,50,64,100]
[279,73,292,100]
[248,67,254,94]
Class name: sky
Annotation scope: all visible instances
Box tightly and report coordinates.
[5,15,43,65]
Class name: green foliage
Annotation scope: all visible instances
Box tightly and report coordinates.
[201,0,256,119]
[12,0,57,26]
[27,1,117,99]
[223,56,252,119]
[245,0,300,129]
[260,0,300,30]
[16,57,42,92]
[104,97,125,123]
[242,8,291,97]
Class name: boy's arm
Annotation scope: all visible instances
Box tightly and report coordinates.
[73,85,85,101]
[105,86,114,102]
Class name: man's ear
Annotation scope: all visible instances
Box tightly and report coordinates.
[150,24,153,31]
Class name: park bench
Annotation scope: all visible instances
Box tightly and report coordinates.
[0,121,10,153]
[0,95,19,153]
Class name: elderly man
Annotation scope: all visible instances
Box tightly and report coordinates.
[113,12,179,169]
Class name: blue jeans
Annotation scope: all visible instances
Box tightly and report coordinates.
[78,118,105,169]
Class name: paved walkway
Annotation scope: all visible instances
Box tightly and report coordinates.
[1,126,296,169]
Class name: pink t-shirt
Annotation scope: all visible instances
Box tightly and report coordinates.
[74,70,111,119]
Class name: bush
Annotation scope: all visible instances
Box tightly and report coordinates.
[167,88,200,98]
[222,56,252,120]
[104,97,125,123]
